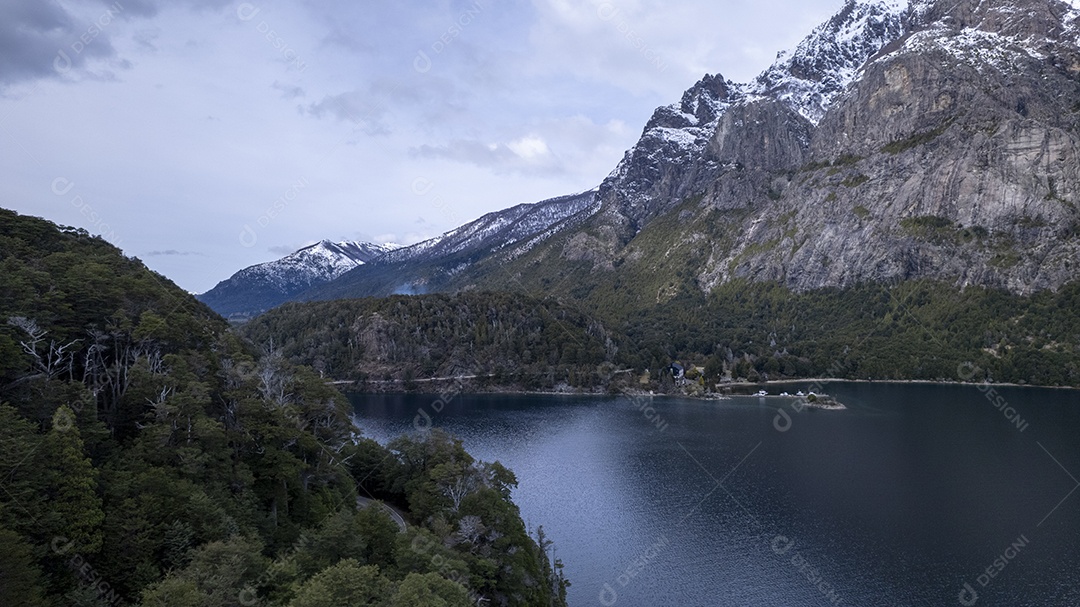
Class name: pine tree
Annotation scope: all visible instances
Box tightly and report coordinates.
[39,405,105,555]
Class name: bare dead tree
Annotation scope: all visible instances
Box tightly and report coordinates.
[7,316,80,380]
[257,339,292,408]
[455,515,487,553]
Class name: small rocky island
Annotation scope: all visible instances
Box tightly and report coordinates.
[801,392,846,410]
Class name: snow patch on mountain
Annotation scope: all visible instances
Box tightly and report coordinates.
[749,0,911,124]
[1063,0,1080,44]
[898,26,1048,72]
[644,126,714,154]
[384,190,600,264]
[229,240,395,291]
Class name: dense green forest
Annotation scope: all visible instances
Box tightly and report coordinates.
[620,279,1080,387]
[0,209,567,606]
[242,280,1080,390]
[242,293,621,391]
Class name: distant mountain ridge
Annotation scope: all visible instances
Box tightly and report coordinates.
[206,0,1080,319]
[197,239,398,318]
[198,189,599,318]
[304,189,600,301]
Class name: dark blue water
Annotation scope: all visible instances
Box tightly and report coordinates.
[349,383,1080,606]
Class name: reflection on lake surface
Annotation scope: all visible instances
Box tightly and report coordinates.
[350,383,1080,606]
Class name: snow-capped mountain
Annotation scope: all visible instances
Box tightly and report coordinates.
[304,190,599,300]
[269,240,397,283]
[750,0,915,124]
[198,240,398,318]
[212,0,1080,313]
[385,190,599,265]
[535,0,1080,298]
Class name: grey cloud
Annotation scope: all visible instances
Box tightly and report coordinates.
[305,89,393,135]
[411,138,565,176]
[414,139,515,162]
[104,0,235,19]
[305,76,476,140]
[320,25,374,54]
[0,1,118,88]
[132,28,161,52]
[0,0,238,89]
[272,81,305,99]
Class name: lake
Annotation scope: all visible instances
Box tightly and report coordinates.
[348,383,1080,606]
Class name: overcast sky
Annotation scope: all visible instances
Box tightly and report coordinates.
[0,0,844,293]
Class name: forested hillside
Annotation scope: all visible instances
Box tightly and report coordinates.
[242,279,1080,391]
[0,209,567,606]
[242,293,620,392]
[620,280,1080,387]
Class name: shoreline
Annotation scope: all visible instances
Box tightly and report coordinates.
[331,376,1080,395]
[337,377,1080,413]
[747,377,1080,391]
[339,384,852,410]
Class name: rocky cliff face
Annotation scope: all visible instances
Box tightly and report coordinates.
[483,0,1080,302]
[725,0,1080,293]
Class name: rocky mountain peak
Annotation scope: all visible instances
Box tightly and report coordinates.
[679,73,733,123]
[641,73,735,133]
[548,0,1080,298]
[914,0,1080,39]
[197,239,398,318]
[751,0,912,124]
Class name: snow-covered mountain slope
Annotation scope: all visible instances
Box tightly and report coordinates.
[383,190,599,265]
[750,0,914,124]
[197,240,398,318]
[305,190,600,300]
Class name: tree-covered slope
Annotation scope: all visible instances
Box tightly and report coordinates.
[248,278,1080,391]
[0,208,567,607]
[241,292,621,391]
[618,279,1080,388]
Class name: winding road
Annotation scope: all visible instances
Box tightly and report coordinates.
[356,496,408,533]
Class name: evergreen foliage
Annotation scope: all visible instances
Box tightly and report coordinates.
[0,209,567,606]
[244,279,1080,388]
[242,292,619,390]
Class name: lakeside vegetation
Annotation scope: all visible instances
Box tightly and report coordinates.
[244,281,1080,391]
[0,209,567,606]
[620,279,1080,388]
